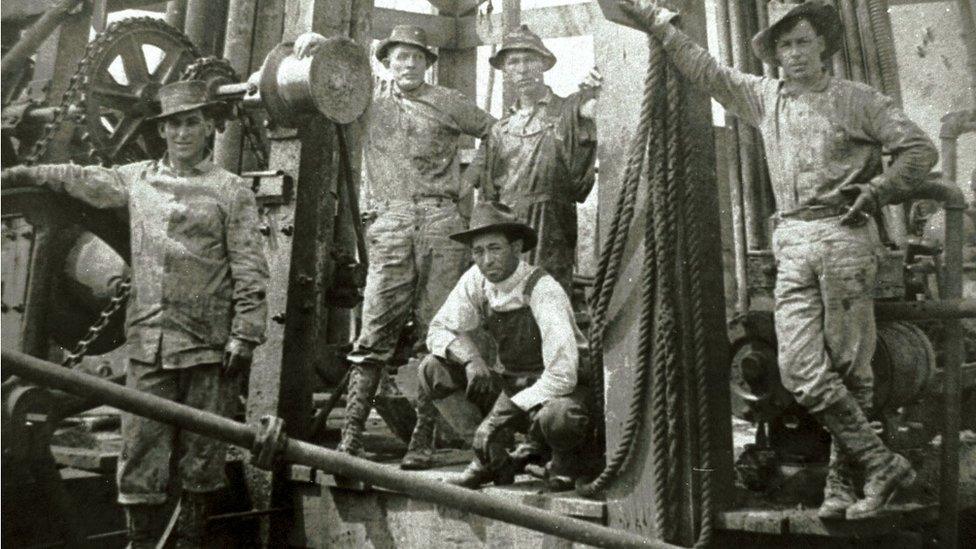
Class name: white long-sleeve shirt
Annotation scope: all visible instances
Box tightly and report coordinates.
[427,260,585,410]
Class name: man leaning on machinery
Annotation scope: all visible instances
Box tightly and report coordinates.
[2,80,270,548]
[618,0,938,520]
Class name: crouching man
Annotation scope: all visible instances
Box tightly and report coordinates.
[2,81,269,547]
[405,201,595,489]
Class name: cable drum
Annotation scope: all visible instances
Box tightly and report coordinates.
[871,321,936,410]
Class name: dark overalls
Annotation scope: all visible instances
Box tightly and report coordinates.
[417,268,593,478]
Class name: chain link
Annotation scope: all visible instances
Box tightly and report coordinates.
[61,279,130,368]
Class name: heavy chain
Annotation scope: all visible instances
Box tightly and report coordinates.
[61,279,131,369]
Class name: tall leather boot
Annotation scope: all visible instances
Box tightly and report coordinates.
[818,441,858,519]
[124,504,158,549]
[338,364,383,457]
[812,394,915,520]
[400,392,436,470]
[175,491,212,549]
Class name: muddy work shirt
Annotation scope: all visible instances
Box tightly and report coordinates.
[427,261,585,410]
[656,25,937,212]
[7,158,269,368]
[466,87,597,292]
[363,79,495,210]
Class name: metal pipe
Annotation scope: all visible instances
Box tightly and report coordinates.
[1,349,674,549]
[213,0,260,173]
[839,0,866,83]
[874,299,976,321]
[715,0,750,313]
[0,0,84,83]
[935,110,973,549]
[728,0,764,250]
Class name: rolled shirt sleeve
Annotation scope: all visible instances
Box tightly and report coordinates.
[226,181,270,345]
[426,265,484,360]
[509,276,579,411]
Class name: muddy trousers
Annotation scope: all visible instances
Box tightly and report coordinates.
[117,358,233,505]
[416,355,594,478]
[773,218,913,518]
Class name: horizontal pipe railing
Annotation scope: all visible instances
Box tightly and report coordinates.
[1,349,674,549]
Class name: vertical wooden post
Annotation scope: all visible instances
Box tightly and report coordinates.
[500,0,521,110]
[213,0,259,173]
[594,0,733,544]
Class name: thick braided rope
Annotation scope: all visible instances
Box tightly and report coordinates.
[669,59,716,548]
[577,36,664,498]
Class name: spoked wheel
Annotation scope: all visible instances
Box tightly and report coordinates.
[79,17,200,164]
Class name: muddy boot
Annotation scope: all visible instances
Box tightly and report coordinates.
[813,394,916,520]
[338,364,383,457]
[124,504,158,549]
[400,393,436,470]
[448,459,495,489]
[818,441,858,519]
[175,491,212,549]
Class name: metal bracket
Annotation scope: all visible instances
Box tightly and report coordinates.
[242,169,293,206]
[250,415,287,470]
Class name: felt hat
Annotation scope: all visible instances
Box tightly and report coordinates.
[376,24,438,65]
[450,201,538,252]
[489,24,556,71]
[750,0,843,66]
[149,80,217,120]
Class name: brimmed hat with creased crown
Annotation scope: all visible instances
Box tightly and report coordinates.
[149,80,219,120]
[750,0,843,66]
[450,201,538,252]
[375,24,438,65]
[489,24,556,71]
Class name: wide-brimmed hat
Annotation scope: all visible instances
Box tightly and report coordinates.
[751,1,843,66]
[450,201,538,251]
[376,25,438,65]
[489,25,556,71]
[149,80,218,120]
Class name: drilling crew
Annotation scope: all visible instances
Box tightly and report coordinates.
[618,0,937,520]
[466,25,602,295]
[294,26,495,460]
[405,201,594,489]
[2,80,269,547]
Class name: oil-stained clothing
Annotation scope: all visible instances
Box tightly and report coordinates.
[349,79,494,365]
[652,25,937,412]
[117,358,237,504]
[4,157,269,504]
[5,158,269,368]
[420,263,591,476]
[467,87,597,294]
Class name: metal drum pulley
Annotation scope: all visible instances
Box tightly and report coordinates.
[257,37,372,128]
[871,320,936,410]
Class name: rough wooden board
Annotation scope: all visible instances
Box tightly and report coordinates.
[289,478,602,548]
[50,445,117,473]
[716,503,939,537]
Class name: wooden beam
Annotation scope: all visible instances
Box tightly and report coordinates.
[371,7,455,47]
[455,2,601,48]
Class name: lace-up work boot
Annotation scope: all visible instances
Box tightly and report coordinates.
[337,364,383,457]
[813,394,916,520]
[448,459,496,489]
[818,443,858,519]
[400,394,436,470]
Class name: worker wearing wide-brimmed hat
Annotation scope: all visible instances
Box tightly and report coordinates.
[617,0,936,520]
[294,26,494,462]
[2,80,269,546]
[402,201,595,486]
[466,25,602,296]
